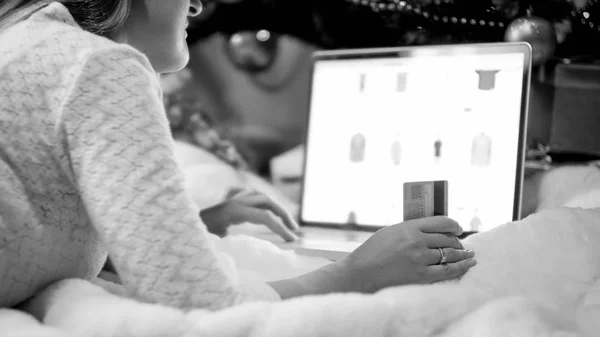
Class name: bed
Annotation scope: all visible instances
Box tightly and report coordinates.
[3,144,600,337]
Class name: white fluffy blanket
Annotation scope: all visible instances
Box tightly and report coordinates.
[4,206,600,337]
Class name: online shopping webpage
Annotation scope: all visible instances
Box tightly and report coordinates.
[301,53,525,231]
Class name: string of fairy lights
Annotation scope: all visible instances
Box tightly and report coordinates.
[349,0,506,29]
[347,0,600,33]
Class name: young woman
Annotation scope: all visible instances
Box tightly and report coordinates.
[0,0,476,311]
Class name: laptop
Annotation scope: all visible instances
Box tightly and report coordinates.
[293,42,532,260]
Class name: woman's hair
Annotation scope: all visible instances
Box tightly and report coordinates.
[0,0,131,36]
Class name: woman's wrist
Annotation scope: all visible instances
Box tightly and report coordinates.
[267,259,361,299]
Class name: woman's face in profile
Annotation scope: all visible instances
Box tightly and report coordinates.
[118,0,201,73]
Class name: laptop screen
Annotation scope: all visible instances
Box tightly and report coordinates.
[300,43,531,232]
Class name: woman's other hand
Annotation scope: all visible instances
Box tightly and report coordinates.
[341,216,476,293]
[200,189,300,241]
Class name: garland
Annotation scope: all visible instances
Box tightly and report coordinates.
[190,0,600,58]
[345,0,598,30]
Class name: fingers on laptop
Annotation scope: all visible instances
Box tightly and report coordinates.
[242,206,298,242]
[233,192,300,232]
[227,189,300,231]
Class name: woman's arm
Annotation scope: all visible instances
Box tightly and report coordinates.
[59,46,279,311]
[58,45,475,310]
[269,216,476,299]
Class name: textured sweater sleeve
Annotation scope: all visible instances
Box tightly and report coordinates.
[57,46,279,310]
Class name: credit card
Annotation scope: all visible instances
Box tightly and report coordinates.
[403,180,448,221]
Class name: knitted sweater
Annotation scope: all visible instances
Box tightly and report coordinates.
[0,2,279,309]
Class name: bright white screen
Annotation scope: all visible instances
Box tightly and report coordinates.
[301,52,525,232]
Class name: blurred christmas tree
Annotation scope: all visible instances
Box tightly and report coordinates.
[187,0,600,166]
[189,0,600,67]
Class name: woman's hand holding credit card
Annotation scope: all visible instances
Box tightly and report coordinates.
[339,181,477,292]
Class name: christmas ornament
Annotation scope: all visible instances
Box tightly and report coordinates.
[225,30,279,73]
[504,12,557,66]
